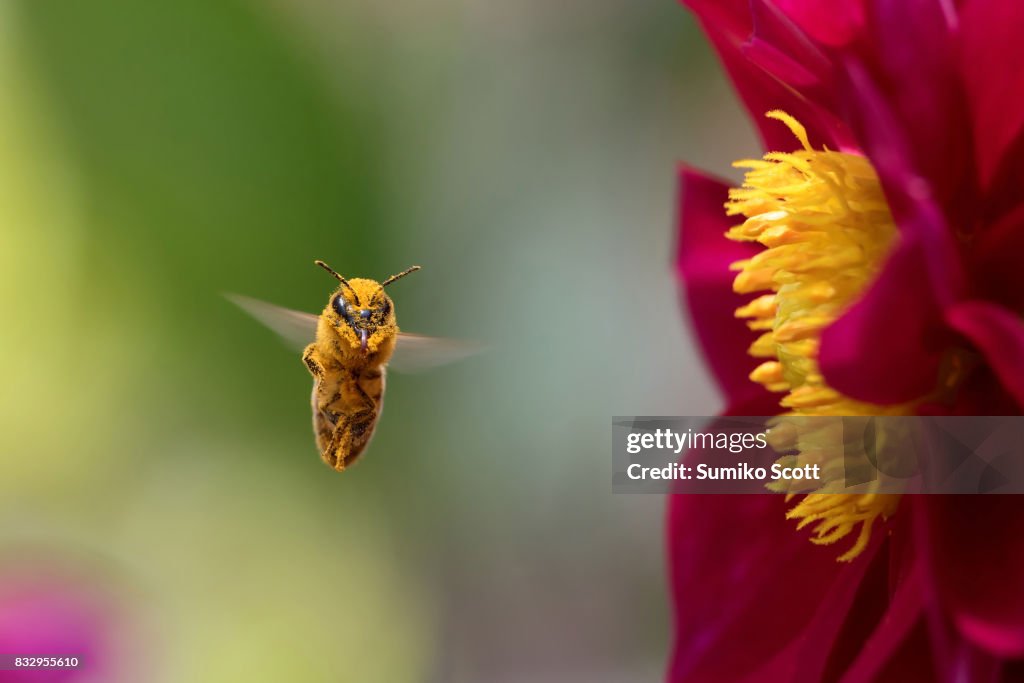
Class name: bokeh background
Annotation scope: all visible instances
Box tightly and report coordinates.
[0,1,759,681]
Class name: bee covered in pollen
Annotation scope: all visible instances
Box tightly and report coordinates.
[228,260,475,472]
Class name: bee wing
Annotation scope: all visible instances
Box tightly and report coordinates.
[389,333,481,373]
[225,293,478,369]
[225,293,318,351]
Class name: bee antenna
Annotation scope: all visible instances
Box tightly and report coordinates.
[314,260,352,288]
[381,265,421,287]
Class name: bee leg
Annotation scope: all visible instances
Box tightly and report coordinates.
[324,408,376,471]
[324,416,356,471]
[302,344,324,380]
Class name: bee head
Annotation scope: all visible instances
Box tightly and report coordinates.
[315,261,419,355]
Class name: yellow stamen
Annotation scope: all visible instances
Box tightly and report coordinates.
[727,111,910,561]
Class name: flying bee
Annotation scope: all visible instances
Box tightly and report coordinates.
[227,260,475,472]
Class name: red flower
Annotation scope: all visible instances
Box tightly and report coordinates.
[670,1,1024,680]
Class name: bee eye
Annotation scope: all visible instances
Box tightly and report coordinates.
[379,300,391,317]
[332,295,349,318]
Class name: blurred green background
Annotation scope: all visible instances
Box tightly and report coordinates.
[0,0,757,680]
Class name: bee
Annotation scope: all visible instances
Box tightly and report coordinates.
[227,260,474,471]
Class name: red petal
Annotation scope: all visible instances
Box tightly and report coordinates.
[773,0,865,46]
[838,57,965,305]
[946,302,1024,412]
[818,58,967,405]
[921,496,1024,658]
[741,0,860,153]
[675,167,774,408]
[682,0,848,152]
[837,504,1004,681]
[680,0,750,39]
[666,399,876,682]
[747,0,833,86]
[849,620,941,683]
[837,554,930,682]
[818,239,950,404]
[858,1,974,215]
[793,534,891,681]
[667,486,873,682]
[972,202,1024,314]
[961,0,1024,190]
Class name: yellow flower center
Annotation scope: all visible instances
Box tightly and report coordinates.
[726,111,907,562]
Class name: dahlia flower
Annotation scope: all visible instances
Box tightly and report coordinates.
[670,1,1024,680]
